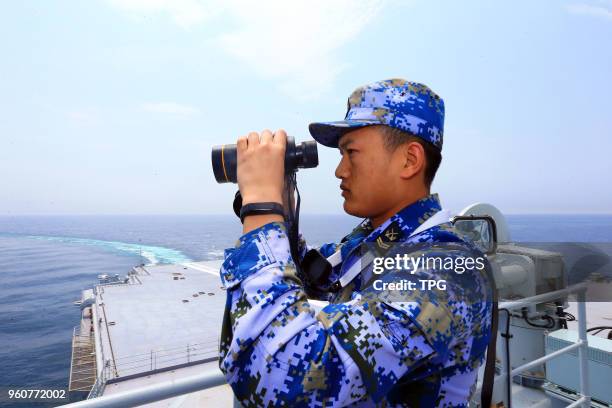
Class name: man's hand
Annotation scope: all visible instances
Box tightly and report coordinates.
[237,129,287,233]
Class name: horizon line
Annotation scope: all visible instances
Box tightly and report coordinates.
[2,212,612,217]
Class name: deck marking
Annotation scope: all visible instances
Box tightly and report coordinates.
[181,262,220,276]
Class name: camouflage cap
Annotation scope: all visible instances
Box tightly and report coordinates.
[309,78,445,150]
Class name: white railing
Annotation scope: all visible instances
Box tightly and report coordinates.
[109,340,219,378]
[494,283,590,408]
[59,368,229,408]
[87,370,106,399]
[60,284,592,408]
[91,298,104,384]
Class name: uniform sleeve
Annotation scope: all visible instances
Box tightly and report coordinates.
[218,222,438,407]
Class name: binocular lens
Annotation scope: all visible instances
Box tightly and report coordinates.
[211,136,319,183]
[211,144,238,184]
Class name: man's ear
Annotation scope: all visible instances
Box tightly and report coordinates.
[398,141,426,180]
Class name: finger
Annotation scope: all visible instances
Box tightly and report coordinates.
[247,132,260,148]
[236,136,247,152]
[273,129,287,146]
[261,129,273,144]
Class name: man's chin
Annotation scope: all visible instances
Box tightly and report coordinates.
[343,200,365,218]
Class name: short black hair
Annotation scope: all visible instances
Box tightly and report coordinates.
[379,126,442,188]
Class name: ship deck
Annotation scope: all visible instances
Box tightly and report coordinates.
[95,260,225,380]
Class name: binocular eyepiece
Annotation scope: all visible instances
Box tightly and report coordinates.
[211,136,319,183]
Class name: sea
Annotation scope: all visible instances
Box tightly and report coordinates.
[0,214,611,407]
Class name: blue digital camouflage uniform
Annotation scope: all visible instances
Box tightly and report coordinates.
[219,194,493,407]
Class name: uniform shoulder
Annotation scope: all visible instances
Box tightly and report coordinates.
[409,222,482,254]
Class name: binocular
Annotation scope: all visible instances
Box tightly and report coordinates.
[211,136,319,183]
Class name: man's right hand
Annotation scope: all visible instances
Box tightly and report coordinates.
[237,129,286,206]
[237,129,287,234]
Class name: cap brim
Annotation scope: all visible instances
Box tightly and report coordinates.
[308,119,380,148]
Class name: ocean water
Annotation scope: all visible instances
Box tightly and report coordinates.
[0,214,611,407]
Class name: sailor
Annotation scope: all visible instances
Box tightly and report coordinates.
[218,79,493,407]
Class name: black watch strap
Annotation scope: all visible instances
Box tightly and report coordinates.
[240,202,284,223]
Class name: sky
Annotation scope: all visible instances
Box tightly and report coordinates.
[0,0,610,215]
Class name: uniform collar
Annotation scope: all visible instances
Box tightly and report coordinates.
[339,194,442,258]
[364,193,442,243]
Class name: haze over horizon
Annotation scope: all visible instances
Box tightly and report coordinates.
[1,0,611,216]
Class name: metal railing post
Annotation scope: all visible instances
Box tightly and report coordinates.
[499,311,510,408]
[576,289,590,407]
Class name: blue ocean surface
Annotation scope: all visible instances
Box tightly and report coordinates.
[0,214,611,407]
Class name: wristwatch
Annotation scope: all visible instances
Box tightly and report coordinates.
[239,202,284,223]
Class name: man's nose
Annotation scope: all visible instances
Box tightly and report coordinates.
[335,155,349,179]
